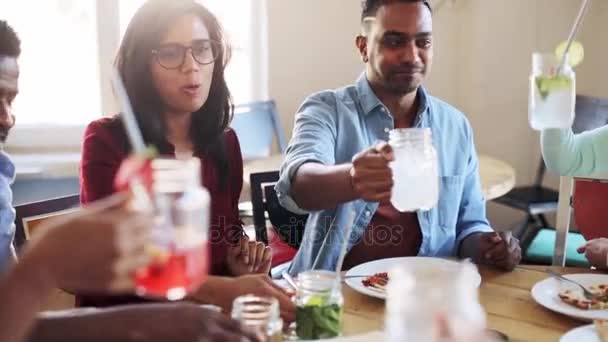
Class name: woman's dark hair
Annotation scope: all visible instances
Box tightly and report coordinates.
[115,0,233,186]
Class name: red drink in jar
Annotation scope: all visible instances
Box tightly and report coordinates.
[118,157,210,300]
[135,241,209,300]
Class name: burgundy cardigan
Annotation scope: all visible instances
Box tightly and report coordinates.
[78,117,243,306]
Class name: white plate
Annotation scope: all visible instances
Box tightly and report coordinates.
[561,324,600,342]
[531,273,608,321]
[344,257,481,300]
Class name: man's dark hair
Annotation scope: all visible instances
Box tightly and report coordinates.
[361,0,432,21]
[0,20,21,58]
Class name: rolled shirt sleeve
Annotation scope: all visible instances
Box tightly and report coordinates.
[275,93,338,214]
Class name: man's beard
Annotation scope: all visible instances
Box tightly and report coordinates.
[0,129,9,146]
[384,63,426,95]
[385,78,420,95]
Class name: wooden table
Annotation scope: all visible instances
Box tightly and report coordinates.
[43,265,593,341]
[242,154,516,201]
[341,265,595,342]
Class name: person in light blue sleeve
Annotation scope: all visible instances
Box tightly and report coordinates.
[276,0,521,275]
[542,127,608,177]
[542,126,608,268]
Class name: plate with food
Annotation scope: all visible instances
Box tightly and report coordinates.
[561,320,608,342]
[343,257,481,300]
[531,274,608,321]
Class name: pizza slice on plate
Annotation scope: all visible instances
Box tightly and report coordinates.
[362,272,388,292]
[558,284,608,310]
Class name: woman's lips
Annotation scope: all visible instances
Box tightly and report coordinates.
[181,84,201,96]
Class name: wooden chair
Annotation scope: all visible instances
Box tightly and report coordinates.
[552,176,608,266]
[14,194,81,250]
[13,194,81,310]
[250,171,305,277]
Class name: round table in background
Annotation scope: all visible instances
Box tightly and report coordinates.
[478,154,516,200]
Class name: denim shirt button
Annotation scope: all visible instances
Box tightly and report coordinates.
[365,210,371,217]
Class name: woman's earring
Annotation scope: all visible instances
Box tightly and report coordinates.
[363,55,369,63]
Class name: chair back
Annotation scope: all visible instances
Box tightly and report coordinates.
[13,195,80,310]
[572,179,608,240]
[14,194,80,250]
[571,95,608,239]
[572,95,608,134]
[264,184,307,248]
[250,171,306,246]
[231,100,287,161]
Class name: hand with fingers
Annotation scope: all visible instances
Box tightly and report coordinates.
[201,274,296,323]
[21,192,154,293]
[227,234,272,276]
[350,142,395,203]
[577,238,608,269]
[475,231,522,271]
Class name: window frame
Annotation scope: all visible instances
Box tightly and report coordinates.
[7,0,268,155]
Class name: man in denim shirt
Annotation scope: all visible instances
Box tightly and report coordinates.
[0,21,18,275]
[276,0,521,275]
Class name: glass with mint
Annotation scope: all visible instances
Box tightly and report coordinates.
[295,270,343,340]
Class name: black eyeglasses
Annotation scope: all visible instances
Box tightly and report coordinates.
[152,39,221,70]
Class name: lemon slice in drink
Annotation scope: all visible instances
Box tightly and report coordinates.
[535,75,572,100]
[305,295,326,307]
[555,40,584,67]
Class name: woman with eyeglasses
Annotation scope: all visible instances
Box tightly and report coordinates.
[79,0,295,320]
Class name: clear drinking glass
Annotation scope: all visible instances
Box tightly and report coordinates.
[385,261,486,341]
[388,128,439,211]
[529,52,576,130]
[232,295,284,342]
[295,270,344,340]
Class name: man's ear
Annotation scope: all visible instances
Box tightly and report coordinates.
[355,35,368,63]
